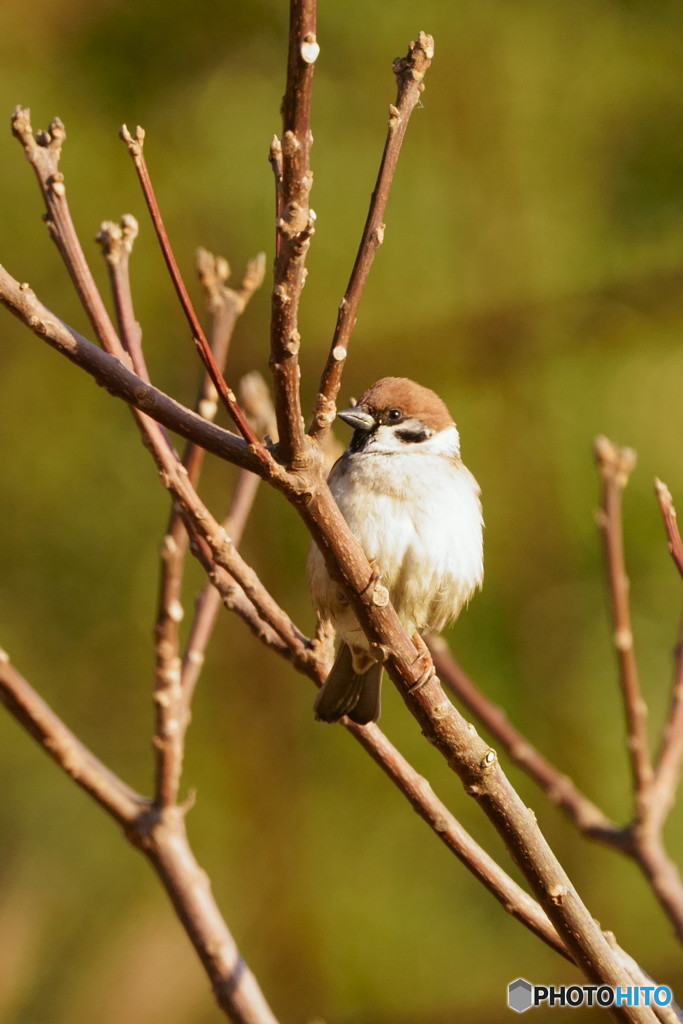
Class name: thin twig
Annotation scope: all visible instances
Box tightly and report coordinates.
[96,215,149,379]
[594,435,653,799]
[653,611,683,830]
[269,0,318,466]
[119,124,270,462]
[178,376,275,708]
[97,218,186,808]
[309,32,434,440]
[655,478,683,579]
[0,650,143,824]
[11,107,125,359]
[0,266,277,477]
[150,257,267,808]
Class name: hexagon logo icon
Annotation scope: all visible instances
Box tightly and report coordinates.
[508,978,533,1013]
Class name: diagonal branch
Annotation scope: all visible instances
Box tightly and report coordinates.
[0,649,143,825]
[11,107,125,358]
[309,31,434,440]
[0,266,278,478]
[296,484,655,1017]
[119,125,270,464]
[655,478,683,580]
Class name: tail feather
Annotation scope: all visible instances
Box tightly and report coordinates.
[314,644,382,725]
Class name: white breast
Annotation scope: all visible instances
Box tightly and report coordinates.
[308,425,484,648]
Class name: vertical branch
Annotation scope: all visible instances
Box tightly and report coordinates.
[594,436,653,800]
[309,32,434,440]
[151,256,266,809]
[96,215,149,379]
[137,809,280,1024]
[269,0,318,466]
[178,372,276,708]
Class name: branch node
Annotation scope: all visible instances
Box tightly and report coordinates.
[481,748,497,770]
[300,32,320,64]
[549,886,568,906]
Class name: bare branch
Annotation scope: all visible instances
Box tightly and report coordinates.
[594,435,653,798]
[150,258,267,808]
[0,650,143,824]
[309,32,435,439]
[269,0,318,465]
[96,215,149,379]
[11,107,126,358]
[179,377,275,705]
[135,807,280,1024]
[653,613,683,830]
[0,652,279,1024]
[119,125,271,463]
[297,487,652,1012]
[655,478,683,579]
[0,266,279,478]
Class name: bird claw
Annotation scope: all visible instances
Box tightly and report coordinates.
[406,633,436,693]
[360,558,382,596]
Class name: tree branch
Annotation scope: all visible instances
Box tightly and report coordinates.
[309,31,434,440]
[655,478,683,580]
[594,435,653,799]
[0,651,279,1024]
[119,125,270,462]
[0,650,143,824]
[96,215,149,379]
[268,0,318,466]
[0,266,279,477]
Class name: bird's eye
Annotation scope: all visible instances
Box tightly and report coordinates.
[387,409,402,422]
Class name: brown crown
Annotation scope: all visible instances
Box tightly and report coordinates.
[356,377,454,432]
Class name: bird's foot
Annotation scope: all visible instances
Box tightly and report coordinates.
[406,633,436,694]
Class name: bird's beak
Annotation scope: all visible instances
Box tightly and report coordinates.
[338,407,376,431]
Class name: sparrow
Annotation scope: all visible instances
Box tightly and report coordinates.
[308,376,483,724]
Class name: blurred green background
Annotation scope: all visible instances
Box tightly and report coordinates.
[1,0,683,1021]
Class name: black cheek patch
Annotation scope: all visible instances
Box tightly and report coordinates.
[349,428,374,453]
[396,427,432,444]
